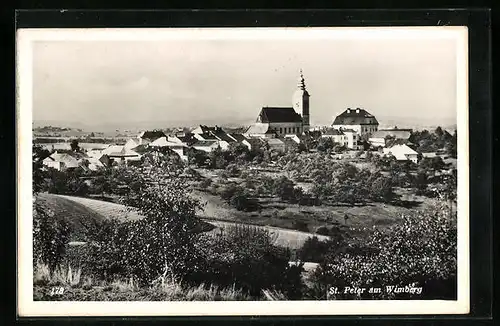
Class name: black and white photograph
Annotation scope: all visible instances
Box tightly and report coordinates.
[17,27,469,316]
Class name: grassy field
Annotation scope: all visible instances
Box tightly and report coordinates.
[36,193,107,242]
[39,193,328,249]
[192,188,426,237]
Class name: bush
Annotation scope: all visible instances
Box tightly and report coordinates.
[80,170,207,286]
[297,236,344,263]
[199,178,212,189]
[219,184,243,201]
[310,202,457,300]
[292,220,309,232]
[33,199,71,271]
[230,191,260,212]
[196,225,304,299]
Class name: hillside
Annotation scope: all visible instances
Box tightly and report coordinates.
[35,193,107,242]
[40,194,329,249]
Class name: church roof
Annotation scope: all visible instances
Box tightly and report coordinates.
[332,108,379,126]
[259,107,303,123]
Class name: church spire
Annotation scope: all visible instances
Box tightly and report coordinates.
[297,69,306,90]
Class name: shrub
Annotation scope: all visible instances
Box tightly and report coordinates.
[310,202,457,300]
[230,191,260,212]
[196,225,304,299]
[292,220,309,232]
[80,169,207,286]
[298,236,334,263]
[199,178,212,189]
[33,199,71,271]
[219,184,243,201]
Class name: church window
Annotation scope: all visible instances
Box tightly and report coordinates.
[279,128,283,134]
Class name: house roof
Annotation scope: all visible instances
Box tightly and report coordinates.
[193,140,219,147]
[131,144,150,155]
[245,123,275,135]
[258,107,303,123]
[266,138,285,146]
[192,125,226,134]
[212,130,237,143]
[340,128,357,133]
[150,137,188,148]
[383,144,418,160]
[197,133,218,140]
[332,108,379,126]
[102,145,124,155]
[322,128,345,136]
[177,134,198,145]
[370,129,412,140]
[108,148,141,157]
[138,130,166,140]
[48,152,80,168]
[230,133,248,142]
[245,138,263,148]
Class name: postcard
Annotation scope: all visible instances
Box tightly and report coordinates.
[17,26,469,316]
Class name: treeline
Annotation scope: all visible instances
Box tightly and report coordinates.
[409,127,457,157]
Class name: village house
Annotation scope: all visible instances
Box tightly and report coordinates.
[229,133,253,150]
[383,144,419,163]
[368,127,412,148]
[321,128,347,145]
[137,130,167,145]
[123,138,141,150]
[191,125,237,150]
[246,70,311,138]
[149,136,189,161]
[331,108,379,136]
[321,128,362,150]
[284,134,301,144]
[83,157,105,171]
[192,140,220,153]
[42,152,81,171]
[105,146,142,164]
[265,138,286,152]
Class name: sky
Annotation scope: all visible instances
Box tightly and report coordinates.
[31,29,460,131]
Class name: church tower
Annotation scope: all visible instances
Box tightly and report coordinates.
[292,69,310,132]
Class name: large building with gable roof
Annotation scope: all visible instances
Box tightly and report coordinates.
[245,70,311,138]
[331,108,379,136]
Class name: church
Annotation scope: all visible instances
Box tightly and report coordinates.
[245,70,310,138]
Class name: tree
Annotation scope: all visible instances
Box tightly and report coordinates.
[446,130,457,158]
[273,176,296,201]
[419,156,446,171]
[70,139,80,152]
[33,201,71,271]
[33,144,50,194]
[310,202,456,300]
[370,176,396,203]
[316,138,335,152]
[434,126,444,138]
